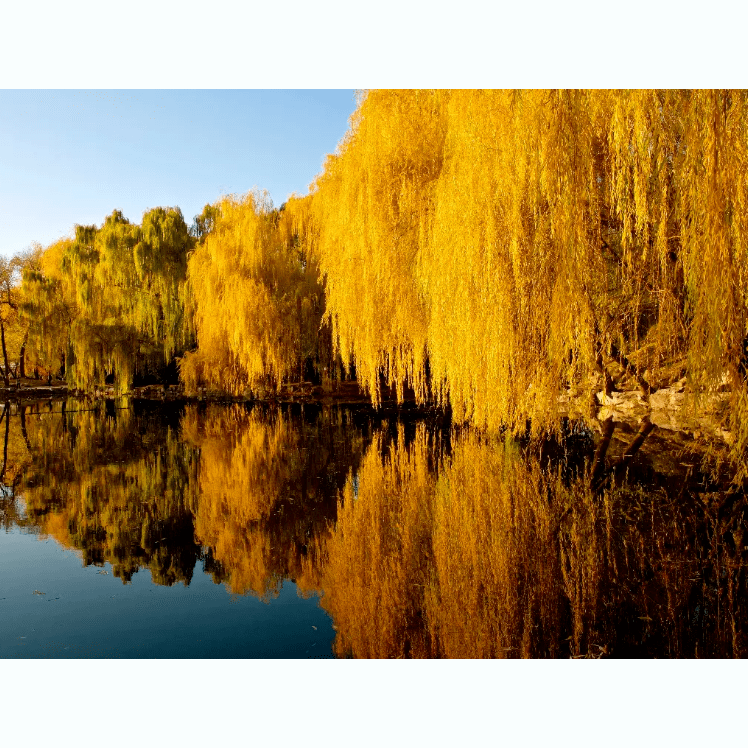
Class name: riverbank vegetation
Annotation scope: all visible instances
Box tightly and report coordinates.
[6,90,748,473]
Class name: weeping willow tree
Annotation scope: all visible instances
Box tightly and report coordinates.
[310,90,748,469]
[181,190,330,394]
[21,208,193,391]
[309,90,445,405]
[21,237,79,379]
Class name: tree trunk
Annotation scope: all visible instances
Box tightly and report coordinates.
[590,417,615,486]
[0,403,9,484]
[297,294,303,383]
[610,418,655,481]
[0,319,9,388]
[19,332,27,379]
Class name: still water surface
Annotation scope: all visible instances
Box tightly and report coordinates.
[1,399,746,657]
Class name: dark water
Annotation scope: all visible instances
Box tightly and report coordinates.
[1,398,746,658]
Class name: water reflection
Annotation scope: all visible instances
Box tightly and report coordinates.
[315,426,748,658]
[2,399,747,657]
[182,405,366,597]
[18,402,201,585]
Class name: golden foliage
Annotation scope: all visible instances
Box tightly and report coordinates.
[309,90,748,467]
[15,90,748,478]
[21,237,78,375]
[309,91,444,405]
[181,192,328,394]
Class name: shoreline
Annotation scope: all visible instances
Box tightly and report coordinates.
[1,376,734,465]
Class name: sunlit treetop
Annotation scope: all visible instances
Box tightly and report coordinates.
[181,190,328,395]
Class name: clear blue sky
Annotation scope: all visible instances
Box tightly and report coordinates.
[0,90,358,257]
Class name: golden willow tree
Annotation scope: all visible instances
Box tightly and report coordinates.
[16,238,77,379]
[308,90,443,405]
[310,90,748,467]
[22,208,193,390]
[181,190,330,394]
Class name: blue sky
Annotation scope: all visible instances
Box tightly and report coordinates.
[0,90,358,257]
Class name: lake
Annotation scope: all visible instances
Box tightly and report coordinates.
[1,398,746,658]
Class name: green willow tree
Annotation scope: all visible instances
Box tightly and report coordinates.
[22,208,193,391]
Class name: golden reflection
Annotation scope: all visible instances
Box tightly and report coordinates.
[6,400,746,657]
[313,426,437,658]
[13,402,366,596]
[18,401,201,584]
[182,404,365,597]
[316,427,748,658]
[427,433,565,658]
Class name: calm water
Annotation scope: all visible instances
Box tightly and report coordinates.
[1,398,746,658]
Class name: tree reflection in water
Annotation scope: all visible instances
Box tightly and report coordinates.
[315,426,748,658]
[182,404,366,597]
[5,400,748,657]
[18,400,201,585]
[11,400,368,595]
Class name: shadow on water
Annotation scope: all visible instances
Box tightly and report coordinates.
[1,397,747,658]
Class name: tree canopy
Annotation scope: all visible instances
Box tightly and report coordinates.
[180,190,330,395]
[307,90,748,464]
[21,207,193,391]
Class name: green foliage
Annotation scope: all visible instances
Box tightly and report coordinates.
[22,207,194,391]
[190,203,220,240]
